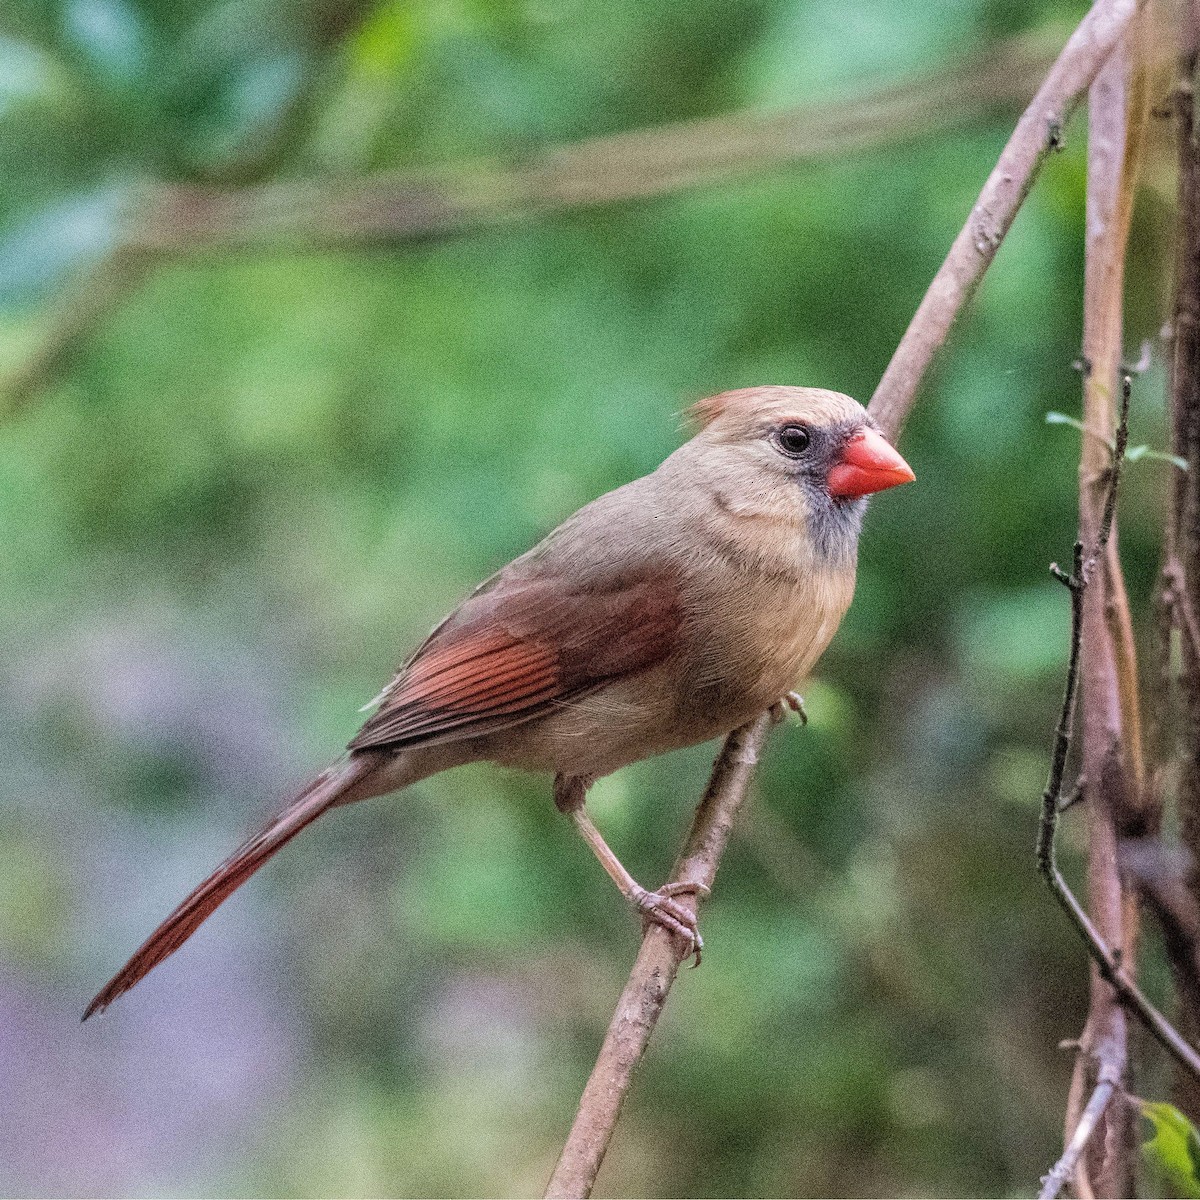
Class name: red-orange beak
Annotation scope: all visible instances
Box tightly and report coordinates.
[827,427,915,499]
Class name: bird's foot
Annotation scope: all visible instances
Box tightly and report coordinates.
[770,691,808,725]
[630,880,710,966]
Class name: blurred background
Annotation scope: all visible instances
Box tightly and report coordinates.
[0,0,1186,1194]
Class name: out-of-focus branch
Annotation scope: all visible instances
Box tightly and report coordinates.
[867,0,1147,443]
[128,32,1057,253]
[1,32,1058,414]
[543,713,773,1200]
[0,247,155,415]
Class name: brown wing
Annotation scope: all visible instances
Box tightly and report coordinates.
[348,573,680,753]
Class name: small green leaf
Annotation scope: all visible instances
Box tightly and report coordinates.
[1141,1101,1200,1198]
[1046,411,1087,433]
[1046,415,1188,471]
[1123,445,1188,470]
[1142,448,1188,470]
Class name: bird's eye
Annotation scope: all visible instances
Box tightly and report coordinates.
[774,424,812,457]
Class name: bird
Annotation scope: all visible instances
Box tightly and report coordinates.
[84,385,913,1019]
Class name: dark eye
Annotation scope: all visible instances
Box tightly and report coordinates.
[774,424,812,457]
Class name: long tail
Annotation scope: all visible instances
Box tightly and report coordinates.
[84,752,387,1020]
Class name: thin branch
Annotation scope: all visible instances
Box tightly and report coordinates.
[546,7,1151,1196]
[1064,23,1155,1194]
[1037,380,1200,1086]
[1,32,1058,414]
[1040,1049,1123,1200]
[867,0,1146,442]
[0,247,154,414]
[544,713,773,1200]
[128,32,1057,254]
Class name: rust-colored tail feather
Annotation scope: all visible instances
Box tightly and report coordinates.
[84,754,384,1020]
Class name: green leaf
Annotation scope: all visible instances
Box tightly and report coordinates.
[1045,411,1087,433]
[1141,1101,1200,1198]
[1046,415,1188,471]
[1125,445,1189,471]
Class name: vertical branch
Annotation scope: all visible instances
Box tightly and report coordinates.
[1035,383,1200,1199]
[1170,45,1200,1116]
[1067,13,1153,1196]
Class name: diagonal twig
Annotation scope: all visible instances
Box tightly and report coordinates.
[1039,1044,1122,1200]
[546,4,1150,1197]
[544,713,773,1199]
[867,0,1147,443]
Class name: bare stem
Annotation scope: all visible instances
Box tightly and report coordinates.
[1040,1053,1122,1200]
[544,714,773,1200]
[1036,392,1200,1086]
[546,5,1152,1196]
[867,0,1146,442]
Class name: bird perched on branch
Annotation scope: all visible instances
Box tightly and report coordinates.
[85,386,913,1018]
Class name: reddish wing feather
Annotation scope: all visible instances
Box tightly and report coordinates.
[348,574,680,753]
[348,633,561,749]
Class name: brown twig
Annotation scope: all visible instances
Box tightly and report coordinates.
[1036,380,1200,1080]
[867,0,1147,443]
[545,6,1151,1196]
[543,713,773,1199]
[1067,20,1154,1193]
[1040,1044,1123,1200]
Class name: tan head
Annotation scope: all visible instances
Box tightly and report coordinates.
[675,385,914,561]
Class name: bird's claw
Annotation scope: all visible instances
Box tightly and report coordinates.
[631,882,707,966]
[659,880,711,901]
[770,691,808,725]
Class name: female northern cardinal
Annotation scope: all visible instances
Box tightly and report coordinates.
[85,386,912,1017]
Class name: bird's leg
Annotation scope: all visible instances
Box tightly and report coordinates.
[553,773,708,964]
[769,690,807,725]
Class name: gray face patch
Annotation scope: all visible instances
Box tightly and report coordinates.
[802,485,867,563]
[787,418,870,565]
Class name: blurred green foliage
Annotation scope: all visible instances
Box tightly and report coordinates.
[0,0,1184,1196]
